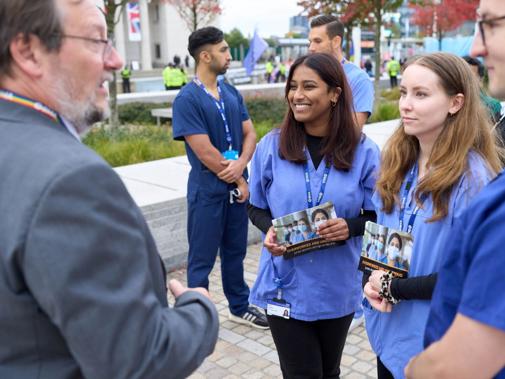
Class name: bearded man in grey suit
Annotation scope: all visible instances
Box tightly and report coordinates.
[0,1,219,378]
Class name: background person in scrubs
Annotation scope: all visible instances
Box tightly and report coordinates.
[363,52,502,379]
[406,1,505,377]
[173,27,268,329]
[247,53,380,379]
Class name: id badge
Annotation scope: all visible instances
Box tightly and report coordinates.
[222,149,239,160]
[267,298,291,319]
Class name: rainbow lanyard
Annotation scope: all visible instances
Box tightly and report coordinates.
[0,89,60,124]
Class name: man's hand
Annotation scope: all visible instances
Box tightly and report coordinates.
[264,226,286,257]
[169,279,211,300]
[316,218,350,241]
[217,159,246,183]
[234,177,249,203]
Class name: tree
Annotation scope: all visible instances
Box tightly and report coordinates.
[103,0,131,127]
[297,0,403,98]
[410,0,478,51]
[224,28,249,60]
[165,0,222,33]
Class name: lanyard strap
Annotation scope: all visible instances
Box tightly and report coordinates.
[303,155,331,208]
[399,163,428,233]
[0,89,60,124]
[269,255,284,298]
[193,77,233,149]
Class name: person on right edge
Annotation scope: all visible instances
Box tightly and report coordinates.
[363,52,503,379]
[405,1,505,377]
[248,53,380,379]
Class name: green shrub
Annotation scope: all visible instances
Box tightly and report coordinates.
[380,87,401,101]
[118,102,171,124]
[245,97,287,125]
[368,101,400,123]
[254,120,277,141]
[83,124,185,167]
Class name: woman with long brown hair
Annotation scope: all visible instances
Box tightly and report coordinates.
[363,52,502,379]
[247,53,380,378]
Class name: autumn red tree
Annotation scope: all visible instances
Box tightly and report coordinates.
[410,0,478,50]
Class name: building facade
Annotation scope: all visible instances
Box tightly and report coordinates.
[114,0,221,70]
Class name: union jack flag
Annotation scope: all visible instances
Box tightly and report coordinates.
[127,2,141,41]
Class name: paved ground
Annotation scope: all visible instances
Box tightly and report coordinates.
[167,242,378,379]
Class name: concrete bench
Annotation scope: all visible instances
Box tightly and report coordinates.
[151,108,173,126]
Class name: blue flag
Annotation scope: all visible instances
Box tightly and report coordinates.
[243,29,268,76]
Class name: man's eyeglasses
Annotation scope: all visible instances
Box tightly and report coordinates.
[476,14,505,48]
[57,34,114,59]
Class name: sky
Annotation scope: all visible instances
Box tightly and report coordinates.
[220,0,306,38]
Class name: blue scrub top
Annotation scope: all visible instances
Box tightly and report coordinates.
[425,170,505,379]
[172,81,250,200]
[364,152,493,379]
[249,129,380,321]
[343,62,374,115]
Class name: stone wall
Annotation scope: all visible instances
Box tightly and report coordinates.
[141,198,263,271]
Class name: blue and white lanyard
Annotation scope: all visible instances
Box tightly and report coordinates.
[194,77,233,150]
[303,155,332,208]
[269,155,331,295]
[399,163,428,233]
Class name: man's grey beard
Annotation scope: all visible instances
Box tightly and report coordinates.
[51,77,109,134]
[56,93,109,134]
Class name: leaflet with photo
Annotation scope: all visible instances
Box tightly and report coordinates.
[358,221,413,278]
[272,201,339,259]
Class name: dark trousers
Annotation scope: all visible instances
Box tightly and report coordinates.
[165,85,182,90]
[122,78,130,93]
[389,76,398,88]
[187,196,249,316]
[377,356,394,379]
[267,313,354,379]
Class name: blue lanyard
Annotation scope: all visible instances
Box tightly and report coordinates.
[303,154,331,208]
[399,163,428,233]
[194,77,233,150]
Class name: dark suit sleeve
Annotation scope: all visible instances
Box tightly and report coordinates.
[23,162,218,379]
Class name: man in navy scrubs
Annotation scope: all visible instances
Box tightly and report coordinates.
[173,27,268,329]
[405,0,505,376]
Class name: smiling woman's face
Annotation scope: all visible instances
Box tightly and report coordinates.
[288,64,336,131]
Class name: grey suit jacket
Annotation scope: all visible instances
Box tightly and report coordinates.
[0,99,219,379]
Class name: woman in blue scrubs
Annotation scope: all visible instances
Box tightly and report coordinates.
[363,53,503,379]
[247,53,380,378]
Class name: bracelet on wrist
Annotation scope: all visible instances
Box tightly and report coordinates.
[379,271,400,305]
